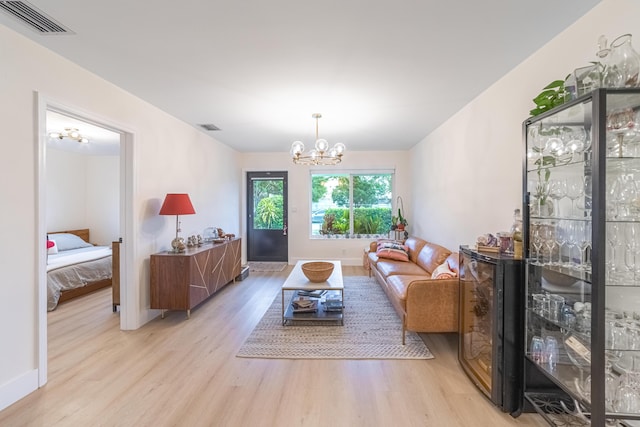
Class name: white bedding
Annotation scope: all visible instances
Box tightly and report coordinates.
[47,245,112,311]
[47,245,112,271]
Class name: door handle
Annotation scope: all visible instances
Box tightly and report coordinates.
[283,224,288,236]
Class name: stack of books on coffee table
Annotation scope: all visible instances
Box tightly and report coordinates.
[291,298,317,313]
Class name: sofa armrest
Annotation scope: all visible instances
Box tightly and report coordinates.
[405,278,459,332]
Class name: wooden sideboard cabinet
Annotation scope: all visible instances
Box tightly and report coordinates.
[150,238,241,318]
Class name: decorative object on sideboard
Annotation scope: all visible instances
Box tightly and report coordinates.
[159,193,196,253]
[290,113,346,166]
[48,127,89,143]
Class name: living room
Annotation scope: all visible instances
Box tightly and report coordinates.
[2,0,639,423]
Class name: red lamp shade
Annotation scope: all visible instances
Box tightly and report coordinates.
[159,193,196,216]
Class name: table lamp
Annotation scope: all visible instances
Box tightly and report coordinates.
[159,193,195,253]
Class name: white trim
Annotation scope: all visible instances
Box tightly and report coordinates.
[35,93,139,391]
[0,370,39,411]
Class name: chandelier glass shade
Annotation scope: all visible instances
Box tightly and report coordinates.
[48,127,89,144]
[290,113,345,165]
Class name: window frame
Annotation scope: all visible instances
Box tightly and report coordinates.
[309,169,395,239]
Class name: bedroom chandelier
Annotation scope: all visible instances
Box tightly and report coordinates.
[48,127,89,144]
[290,113,346,165]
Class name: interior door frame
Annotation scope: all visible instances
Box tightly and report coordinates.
[36,93,136,386]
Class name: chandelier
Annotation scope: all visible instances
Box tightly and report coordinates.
[290,113,345,165]
[48,127,89,144]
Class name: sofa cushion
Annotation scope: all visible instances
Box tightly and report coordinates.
[385,274,413,304]
[416,242,452,274]
[405,237,428,263]
[376,259,427,277]
[376,241,409,262]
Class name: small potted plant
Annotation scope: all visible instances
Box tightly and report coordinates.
[396,209,408,231]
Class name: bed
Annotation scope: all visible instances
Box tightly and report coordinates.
[47,228,113,311]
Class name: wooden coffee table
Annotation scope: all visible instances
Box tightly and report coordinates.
[281,260,344,325]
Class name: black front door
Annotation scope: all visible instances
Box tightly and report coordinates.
[247,171,288,262]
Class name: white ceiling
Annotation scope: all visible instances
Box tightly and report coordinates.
[46,110,120,156]
[2,0,601,153]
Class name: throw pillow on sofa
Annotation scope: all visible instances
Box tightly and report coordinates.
[432,261,457,279]
[376,241,409,262]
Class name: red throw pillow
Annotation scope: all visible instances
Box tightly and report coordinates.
[376,241,409,262]
[47,240,55,249]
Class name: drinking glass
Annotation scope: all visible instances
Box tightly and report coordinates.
[566,221,579,269]
[548,179,566,218]
[618,174,640,219]
[532,228,544,266]
[566,177,584,218]
[548,295,565,323]
[625,223,640,283]
[530,336,545,364]
[543,336,559,372]
[607,223,621,280]
[555,221,568,266]
[543,226,557,265]
[579,221,592,272]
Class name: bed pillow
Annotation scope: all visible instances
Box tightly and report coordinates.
[47,240,58,254]
[376,241,409,262]
[49,233,92,251]
[432,261,457,279]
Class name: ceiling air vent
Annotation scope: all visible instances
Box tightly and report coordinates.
[199,124,221,131]
[0,1,73,34]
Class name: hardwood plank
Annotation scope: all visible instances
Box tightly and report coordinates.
[0,266,547,426]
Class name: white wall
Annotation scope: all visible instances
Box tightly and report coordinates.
[410,0,640,252]
[46,149,120,245]
[241,150,410,265]
[0,23,241,410]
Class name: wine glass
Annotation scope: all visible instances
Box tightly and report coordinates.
[607,223,621,282]
[555,221,568,266]
[617,174,639,220]
[625,223,640,283]
[579,221,592,272]
[532,228,544,266]
[566,177,585,218]
[566,221,580,269]
[543,226,557,266]
[548,179,567,218]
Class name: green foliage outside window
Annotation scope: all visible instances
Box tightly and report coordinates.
[254,195,283,229]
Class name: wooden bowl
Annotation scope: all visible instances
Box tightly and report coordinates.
[301,261,334,282]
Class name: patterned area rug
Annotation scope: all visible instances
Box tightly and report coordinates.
[247,261,288,272]
[237,276,434,359]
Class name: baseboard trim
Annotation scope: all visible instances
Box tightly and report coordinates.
[0,369,38,411]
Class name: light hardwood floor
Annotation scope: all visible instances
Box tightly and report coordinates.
[0,266,547,427]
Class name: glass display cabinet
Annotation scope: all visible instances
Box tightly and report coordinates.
[523,88,640,426]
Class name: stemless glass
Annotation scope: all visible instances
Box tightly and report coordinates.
[530,336,545,364]
[544,336,559,372]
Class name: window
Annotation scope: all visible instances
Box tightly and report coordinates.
[311,172,393,237]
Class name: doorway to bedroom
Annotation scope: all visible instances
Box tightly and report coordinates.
[45,109,121,312]
[38,99,134,386]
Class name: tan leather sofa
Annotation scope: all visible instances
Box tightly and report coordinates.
[367,236,459,344]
